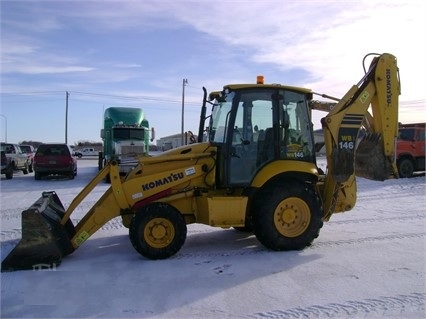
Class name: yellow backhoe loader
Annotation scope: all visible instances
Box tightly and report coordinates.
[1,53,400,271]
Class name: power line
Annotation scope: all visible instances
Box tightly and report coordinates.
[69,91,201,107]
[71,91,181,103]
[1,91,64,96]
[1,90,202,106]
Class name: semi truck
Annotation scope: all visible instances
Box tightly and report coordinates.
[98,107,154,175]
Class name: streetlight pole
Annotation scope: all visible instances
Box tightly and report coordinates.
[65,91,69,144]
[0,114,7,142]
[181,78,188,146]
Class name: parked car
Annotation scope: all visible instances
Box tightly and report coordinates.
[19,144,36,173]
[0,143,29,174]
[33,143,77,180]
[1,150,13,179]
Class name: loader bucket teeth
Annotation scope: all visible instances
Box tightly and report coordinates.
[1,191,76,272]
[355,133,392,181]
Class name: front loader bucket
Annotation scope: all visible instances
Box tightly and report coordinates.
[355,133,393,181]
[1,191,76,272]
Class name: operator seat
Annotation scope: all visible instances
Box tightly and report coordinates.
[257,128,274,165]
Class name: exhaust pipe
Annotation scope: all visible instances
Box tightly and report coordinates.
[1,192,76,272]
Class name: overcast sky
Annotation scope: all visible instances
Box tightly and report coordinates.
[1,0,425,145]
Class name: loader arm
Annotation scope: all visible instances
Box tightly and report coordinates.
[320,53,400,220]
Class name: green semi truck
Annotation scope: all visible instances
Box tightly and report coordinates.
[99,107,154,175]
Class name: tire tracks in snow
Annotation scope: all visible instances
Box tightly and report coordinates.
[246,292,425,319]
[2,209,424,239]
[357,182,425,202]
[327,214,425,225]
[171,232,425,260]
[2,215,425,254]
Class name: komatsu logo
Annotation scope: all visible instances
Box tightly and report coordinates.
[386,68,392,106]
[142,172,184,191]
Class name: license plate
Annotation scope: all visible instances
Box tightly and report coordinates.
[49,160,56,164]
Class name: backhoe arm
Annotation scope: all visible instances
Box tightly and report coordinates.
[321,53,400,220]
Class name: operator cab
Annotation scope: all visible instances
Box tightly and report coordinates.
[207,80,315,187]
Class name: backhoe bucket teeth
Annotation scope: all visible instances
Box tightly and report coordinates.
[355,133,393,181]
[1,192,76,272]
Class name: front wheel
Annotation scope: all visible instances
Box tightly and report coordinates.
[397,158,414,178]
[252,181,323,251]
[129,203,187,260]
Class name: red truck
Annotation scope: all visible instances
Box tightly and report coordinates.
[396,123,425,177]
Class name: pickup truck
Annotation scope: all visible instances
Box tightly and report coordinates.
[0,143,30,174]
[73,147,99,158]
[19,144,35,173]
[1,150,13,179]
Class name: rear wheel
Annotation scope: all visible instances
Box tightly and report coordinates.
[252,181,323,251]
[22,162,29,175]
[129,203,187,260]
[398,158,414,178]
[5,168,13,179]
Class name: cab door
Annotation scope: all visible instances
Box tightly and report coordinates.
[228,96,274,185]
[227,89,315,186]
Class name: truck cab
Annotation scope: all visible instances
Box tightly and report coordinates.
[100,107,152,175]
[396,123,425,177]
[0,143,29,175]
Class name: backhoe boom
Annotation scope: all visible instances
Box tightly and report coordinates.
[320,53,400,219]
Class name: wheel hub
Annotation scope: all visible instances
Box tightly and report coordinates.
[151,224,167,239]
[274,197,311,237]
[144,218,175,248]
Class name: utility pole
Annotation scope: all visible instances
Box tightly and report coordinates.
[181,78,188,145]
[65,91,69,144]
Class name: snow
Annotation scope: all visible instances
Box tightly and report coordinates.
[1,158,425,319]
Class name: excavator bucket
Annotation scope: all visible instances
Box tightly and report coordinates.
[355,133,393,181]
[1,192,76,271]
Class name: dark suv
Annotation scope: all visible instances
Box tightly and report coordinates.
[33,144,77,180]
[1,150,13,179]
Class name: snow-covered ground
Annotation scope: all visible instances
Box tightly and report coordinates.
[1,158,425,318]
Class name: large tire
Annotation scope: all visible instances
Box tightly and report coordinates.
[22,162,29,175]
[5,168,13,179]
[397,158,414,178]
[252,181,323,251]
[129,203,187,260]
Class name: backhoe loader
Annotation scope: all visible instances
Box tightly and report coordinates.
[1,53,400,271]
